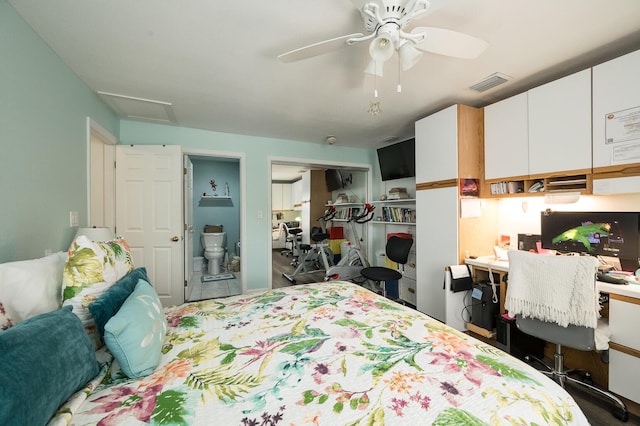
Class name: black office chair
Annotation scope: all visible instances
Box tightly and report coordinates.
[360,236,413,299]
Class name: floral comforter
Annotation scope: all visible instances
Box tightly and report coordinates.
[58,281,588,425]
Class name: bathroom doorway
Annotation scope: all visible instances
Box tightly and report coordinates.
[184,151,244,302]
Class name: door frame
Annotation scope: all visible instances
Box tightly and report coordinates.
[86,117,117,230]
[268,156,372,290]
[184,148,246,295]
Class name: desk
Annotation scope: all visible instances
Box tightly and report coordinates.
[466,256,640,404]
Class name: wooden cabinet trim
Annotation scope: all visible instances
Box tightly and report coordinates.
[416,179,458,191]
[610,293,640,305]
[593,163,640,179]
[610,342,640,359]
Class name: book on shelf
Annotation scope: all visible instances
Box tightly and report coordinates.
[381,206,415,223]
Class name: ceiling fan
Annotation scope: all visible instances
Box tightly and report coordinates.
[278,0,488,77]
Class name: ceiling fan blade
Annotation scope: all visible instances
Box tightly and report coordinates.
[278,33,365,63]
[412,26,488,59]
[350,0,372,11]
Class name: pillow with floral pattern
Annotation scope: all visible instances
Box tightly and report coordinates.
[61,235,134,349]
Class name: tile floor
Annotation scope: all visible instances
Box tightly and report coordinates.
[186,270,242,302]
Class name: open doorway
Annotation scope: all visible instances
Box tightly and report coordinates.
[269,160,371,289]
[184,151,245,302]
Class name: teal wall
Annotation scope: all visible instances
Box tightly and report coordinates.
[120,121,376,290]
[0,3,119,262]
[2,1,376,291]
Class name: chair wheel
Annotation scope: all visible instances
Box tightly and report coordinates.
[612,407,628,422]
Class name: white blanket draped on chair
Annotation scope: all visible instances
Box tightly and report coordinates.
[505,250,600,328]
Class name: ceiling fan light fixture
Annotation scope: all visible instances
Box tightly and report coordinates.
[369,35,395,63]
[364,59,384,77]
[398,42,423,71]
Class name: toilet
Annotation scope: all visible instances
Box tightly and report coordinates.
[201,232,226,275]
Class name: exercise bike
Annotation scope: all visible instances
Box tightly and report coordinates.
[282,210,335,284]
[325,203,375,283]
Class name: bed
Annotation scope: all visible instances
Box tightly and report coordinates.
[0,240,589,425]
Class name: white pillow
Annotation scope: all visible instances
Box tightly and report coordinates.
[0,252,67,327]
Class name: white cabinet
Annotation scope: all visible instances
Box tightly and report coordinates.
[484,92,528,180]
[528,69,592,175]
[282,184,291,210]
[608,295,640,403]
[272,183,283,210]
[484,69,592,181]
[416,186,458,322]
[592,49,640,169]
[291,179,303,209]
[415,104,493,324]
[415,105,459,182]
[399,249,417,306]
[271,183,292,210]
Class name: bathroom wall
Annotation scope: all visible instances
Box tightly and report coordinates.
[192,158,241,258]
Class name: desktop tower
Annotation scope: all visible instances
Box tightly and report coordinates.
[496,315,545,360]
[471,281,500,330]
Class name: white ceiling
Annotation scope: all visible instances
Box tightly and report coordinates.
[10,0,640,153]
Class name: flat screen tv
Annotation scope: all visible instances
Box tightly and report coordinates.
[325,169,343,192]
[377,138,415,181]
[540,211,640,271]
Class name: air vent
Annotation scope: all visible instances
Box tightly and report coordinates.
[470,73,512,92]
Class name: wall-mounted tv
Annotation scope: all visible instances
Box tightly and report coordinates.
[540,211,640,271]
[376,138,415,181]
[325,169,343,192]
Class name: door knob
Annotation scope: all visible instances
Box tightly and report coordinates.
[171,236,180,242]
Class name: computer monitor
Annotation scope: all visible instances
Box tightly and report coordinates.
[540,211,640,271]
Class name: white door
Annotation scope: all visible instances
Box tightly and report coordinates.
[116,145,184,306]
[184,155,194,284]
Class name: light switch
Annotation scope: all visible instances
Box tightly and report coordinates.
[69,211,79,227]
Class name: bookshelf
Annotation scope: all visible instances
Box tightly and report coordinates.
[486,173,591,197]
[369,199,416,225]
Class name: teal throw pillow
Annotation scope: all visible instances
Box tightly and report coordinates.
[104,279,167,378]
[0,306,99,426]
[89,267,150,340]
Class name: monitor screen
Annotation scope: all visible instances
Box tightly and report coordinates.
[376,138,415,181]
[540,211,640,270]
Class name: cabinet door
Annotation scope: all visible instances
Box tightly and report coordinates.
[416,186,458,322]
[271,183,283,210]
[291,180,302,208]
[592,49,640,168]
[282,183,292,210]
[415,105,458,183]
[528,69,592,175]
[484,92,529,180]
